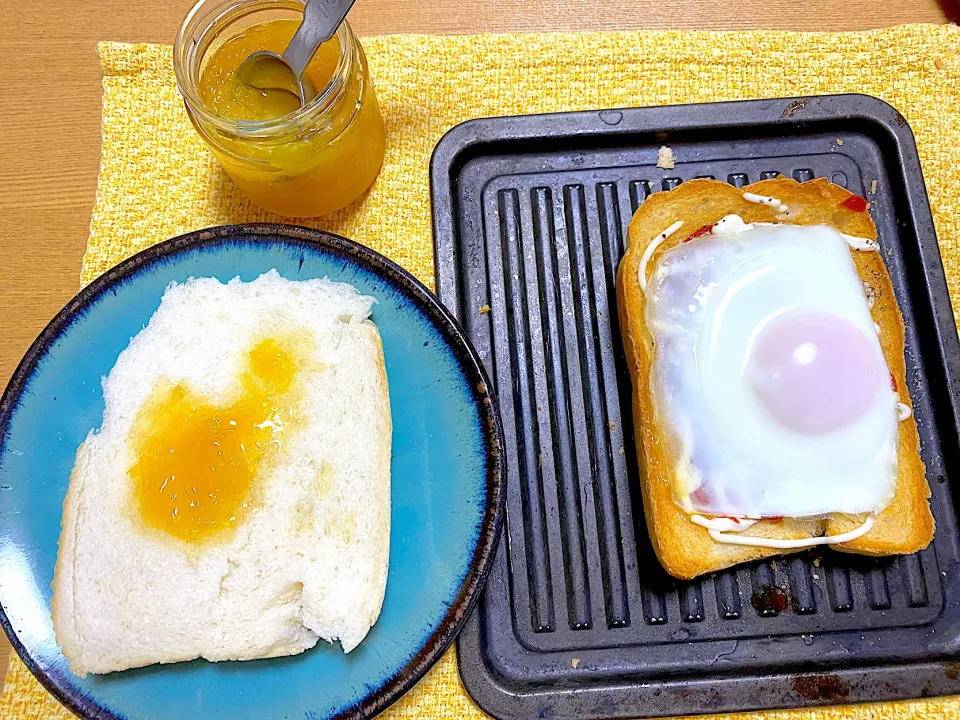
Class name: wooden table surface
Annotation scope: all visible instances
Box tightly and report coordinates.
[0,0,949,699]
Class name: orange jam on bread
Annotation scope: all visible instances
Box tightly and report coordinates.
[130,338,299,542]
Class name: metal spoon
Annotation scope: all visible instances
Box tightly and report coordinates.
[236,0,357,108]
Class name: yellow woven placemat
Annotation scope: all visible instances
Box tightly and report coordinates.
[4,23,960,720]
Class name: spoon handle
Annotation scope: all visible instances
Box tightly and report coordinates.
[283,0,358,79]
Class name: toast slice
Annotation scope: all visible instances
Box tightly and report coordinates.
[616,178,934,580]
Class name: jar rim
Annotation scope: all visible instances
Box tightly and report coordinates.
[174,0,356,137]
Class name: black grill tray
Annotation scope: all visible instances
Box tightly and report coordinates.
[429,94,960,719]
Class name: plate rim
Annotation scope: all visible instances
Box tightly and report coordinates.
[0,223,506,720]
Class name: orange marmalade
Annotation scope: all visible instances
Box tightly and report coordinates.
[199,20,343,122]
[130,338,300,542]
[176,4,384,217]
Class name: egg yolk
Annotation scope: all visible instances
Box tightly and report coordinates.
[129,338,299,542]
[749,312,883,435]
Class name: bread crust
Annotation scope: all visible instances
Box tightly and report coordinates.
[51,440,88,671]
[616,178,934,580]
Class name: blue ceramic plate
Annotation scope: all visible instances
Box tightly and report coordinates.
[0,224,504,720]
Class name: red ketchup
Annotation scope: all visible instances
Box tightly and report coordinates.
[839,195,869,212]
[683,224,715,242]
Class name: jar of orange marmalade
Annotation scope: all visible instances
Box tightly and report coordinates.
[174,0,385,217]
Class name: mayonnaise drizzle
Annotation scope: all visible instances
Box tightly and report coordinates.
[669,213,879,259]
[709,214,774,236]
[691,514,875,549]
[840,233,880,252]
[637,220,684,292]
[690,515,759,532]
[742,192,788,214]
[897,402,912,421]
[700,211,879,253]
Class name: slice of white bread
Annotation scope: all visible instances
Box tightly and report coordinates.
[616,178,934,580]
[52,270,391,676]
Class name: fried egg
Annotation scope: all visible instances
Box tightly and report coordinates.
[644,220,898,519]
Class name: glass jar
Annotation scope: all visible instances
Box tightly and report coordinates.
[174,0,385,217]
